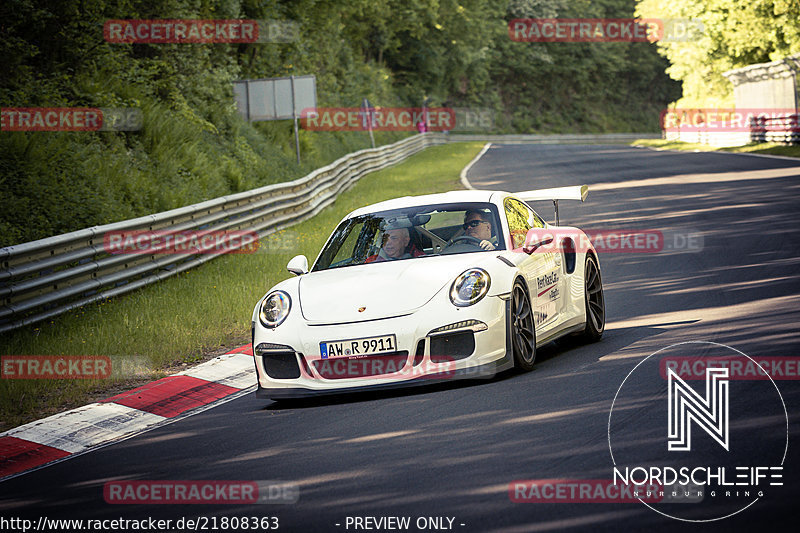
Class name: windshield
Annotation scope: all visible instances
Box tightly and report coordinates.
[312,202,504,272]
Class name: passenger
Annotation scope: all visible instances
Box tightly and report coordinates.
[366,228,418,262]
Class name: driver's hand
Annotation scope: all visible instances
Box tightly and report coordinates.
[479,240,495,250]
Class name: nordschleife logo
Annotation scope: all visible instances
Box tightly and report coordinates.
[608,342,787,522]
[667,367,729,452]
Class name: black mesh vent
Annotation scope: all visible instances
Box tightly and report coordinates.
[298,353,313,377]
[563,238,576,274]
[430,331,475,362]
[413,340,426,366]
[262,352,301,379]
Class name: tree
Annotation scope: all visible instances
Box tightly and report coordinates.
[636,0,800,106]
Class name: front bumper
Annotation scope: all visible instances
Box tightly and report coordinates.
[253,293,510,399]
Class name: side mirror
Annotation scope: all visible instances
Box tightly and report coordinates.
[287,255,308,276]
[522,229,554,254]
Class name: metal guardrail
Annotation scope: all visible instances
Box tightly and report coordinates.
[0,133,444,334]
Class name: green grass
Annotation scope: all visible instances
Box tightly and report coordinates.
[631,139,800,158]
[0,142,484,432]
[719,142,800,158]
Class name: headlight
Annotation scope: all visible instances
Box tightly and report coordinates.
[259,291,291,328]
[449,268,491,307]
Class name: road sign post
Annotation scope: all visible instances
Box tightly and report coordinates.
[233,75,317,164]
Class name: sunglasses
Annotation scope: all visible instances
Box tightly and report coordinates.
[463,219,488,229]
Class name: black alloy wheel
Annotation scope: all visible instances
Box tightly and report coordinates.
[510,281,536,371]
[581,254,605,341]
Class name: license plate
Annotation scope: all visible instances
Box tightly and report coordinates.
[320,334,397,359]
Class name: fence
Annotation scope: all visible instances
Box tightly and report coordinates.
[0,133,443,334]
[663,129,751,147]
[664,114,800,146]
[749,114,800,144]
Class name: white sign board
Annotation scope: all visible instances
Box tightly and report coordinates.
[233,75,317,122]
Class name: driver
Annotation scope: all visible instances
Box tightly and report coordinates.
[463,210,496,250]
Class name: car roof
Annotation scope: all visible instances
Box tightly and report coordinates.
[347,190,509,218]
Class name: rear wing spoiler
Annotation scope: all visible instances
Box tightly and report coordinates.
[516,185,588,226]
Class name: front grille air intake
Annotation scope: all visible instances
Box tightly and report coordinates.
[255,344,302,379]
[430,331,475,362]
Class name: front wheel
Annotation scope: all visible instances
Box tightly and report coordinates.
[509,281,536,371]
[580,254,605,341]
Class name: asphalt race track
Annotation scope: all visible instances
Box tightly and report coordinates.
[2,144,799,532]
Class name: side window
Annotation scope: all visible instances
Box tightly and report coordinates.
[325,218,380,266]
[504,198,532,250]
[328,221,367,265]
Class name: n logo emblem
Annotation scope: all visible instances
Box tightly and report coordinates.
[667,367,729,451]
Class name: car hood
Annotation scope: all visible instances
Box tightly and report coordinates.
[299,254,492,324]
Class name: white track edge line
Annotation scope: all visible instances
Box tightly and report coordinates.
[460,142,492,190]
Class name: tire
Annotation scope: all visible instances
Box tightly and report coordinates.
[509,280,536,371]
[581,254,605,341]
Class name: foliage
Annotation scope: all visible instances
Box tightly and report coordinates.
[0,0,680,246]
[636,0,800,107]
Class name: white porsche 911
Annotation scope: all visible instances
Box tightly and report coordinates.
[251,187,604,399]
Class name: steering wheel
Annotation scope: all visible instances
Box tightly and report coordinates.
[447,235,483,247]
